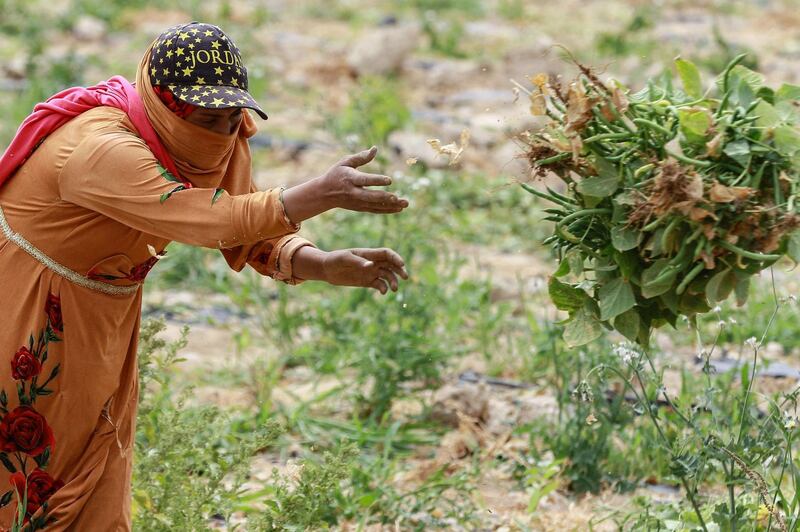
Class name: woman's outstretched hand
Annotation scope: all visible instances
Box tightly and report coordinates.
[281,147,409,223]
[291,246,409,294]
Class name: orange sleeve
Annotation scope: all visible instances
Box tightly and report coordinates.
[57,130,299,249]
[220,184,316,284]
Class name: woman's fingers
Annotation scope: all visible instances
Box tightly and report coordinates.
[350,172,393,187]
[338,146,378,168]
[370,278,388,294]
[354,249,406,274]
[354,188,407,207]
[377,260,409,280]
[378,268,399,291]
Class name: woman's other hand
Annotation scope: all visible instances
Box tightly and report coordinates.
[281,147,409,224]
[291,246,408,294]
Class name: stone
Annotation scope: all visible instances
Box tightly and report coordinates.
[347,24,420,76]
[72,15,108,42]
[429,382,489,427]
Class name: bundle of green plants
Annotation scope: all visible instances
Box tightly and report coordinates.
[520,54,800,346]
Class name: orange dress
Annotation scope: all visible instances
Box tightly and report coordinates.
[0,105,312,530]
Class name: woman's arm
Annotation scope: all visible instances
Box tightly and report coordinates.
[58,131,299,249]
[281,147,409,224]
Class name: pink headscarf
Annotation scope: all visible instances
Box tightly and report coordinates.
[0,76,189,188]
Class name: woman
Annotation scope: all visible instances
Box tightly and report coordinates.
[0,22,408,530]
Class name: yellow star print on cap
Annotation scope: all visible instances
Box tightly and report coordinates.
[148,21,267,119]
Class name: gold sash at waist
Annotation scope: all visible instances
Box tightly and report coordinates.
[0,205,140,296]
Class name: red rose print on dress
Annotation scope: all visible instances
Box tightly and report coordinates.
[10,347,42,381]
[0,406,55,457]
[44,294,62,335]
[12,469,64,519]
[0,292,64,530]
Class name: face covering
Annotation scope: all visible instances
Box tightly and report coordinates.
[135,41,259,191]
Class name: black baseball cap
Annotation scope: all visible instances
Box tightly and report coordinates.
[148,22,267,120]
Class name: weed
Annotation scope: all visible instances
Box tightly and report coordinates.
[133,319,279,531]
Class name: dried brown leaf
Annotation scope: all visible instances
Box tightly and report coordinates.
[565,83,596,135]
[709,181,755,203]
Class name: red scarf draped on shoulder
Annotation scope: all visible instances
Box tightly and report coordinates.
[0,76,188,188]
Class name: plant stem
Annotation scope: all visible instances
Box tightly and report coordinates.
[717,240,781,262]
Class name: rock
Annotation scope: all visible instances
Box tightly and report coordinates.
[2,56,27,80]
[72,15,108,42]
[406,58,482,89]
[347,24,420,76]
[484,397,518,435]
[765,341,786,358]
[464,21,520,43]
[430,382,489,427]
[447,88,516,107]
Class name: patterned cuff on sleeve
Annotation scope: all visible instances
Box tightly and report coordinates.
[273,236,315,285]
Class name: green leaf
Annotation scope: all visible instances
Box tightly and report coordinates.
[614,250,640,282]
[676,58,703,99]
[34,447,50,468]
[0,453,15,474]
[774,125,800,159]
[754,101,782,129]
[678,292,711,314]
[641,259,677,299]
[723,139,751,167]
[563,306,603,347]
[788,231,800,264]
[0,490,12,509]
[158,165,181,183]
[720,65,764,92]
[614,309,641,342]
[598,277,636,321]
[776,83,800,103]
[548,277,586,312]
[611,225,643,252]
[576,175,620,198]
[678,109,712,145]
[734,275,750,306]
[160,185,187,204]
[554,259,571,278]
[594,156,618,180]
[705,268,736,303]
[211,188,225,205]
[566,250,584,277]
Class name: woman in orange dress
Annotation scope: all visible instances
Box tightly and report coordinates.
[0,22,408,531]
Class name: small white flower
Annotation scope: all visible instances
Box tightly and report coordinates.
[784,411,797,430]
[712,305,722,313]
[718,320,727,329]
[728,318,737,325]
[613,342,638,365]
[746,337,760,350]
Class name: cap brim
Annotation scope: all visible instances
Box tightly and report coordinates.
[173,85,268,120]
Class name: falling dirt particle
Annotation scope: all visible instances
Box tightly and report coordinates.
[405,157,418,166]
